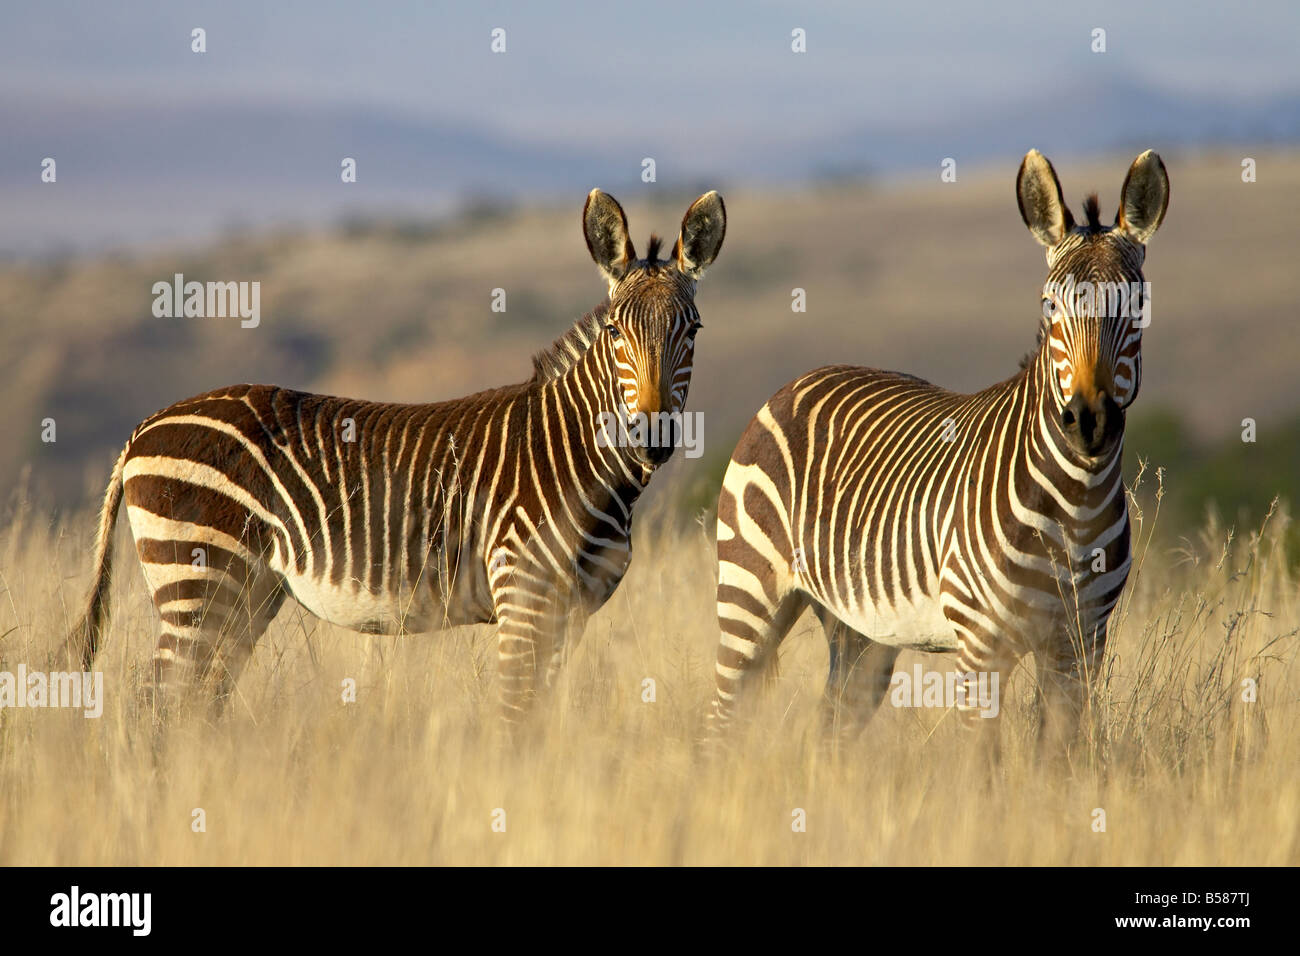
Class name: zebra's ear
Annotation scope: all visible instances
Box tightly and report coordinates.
[673,191,726,280]
[1116,150,1169,244]
[584,189,637,284]
[1017,149,1074,247]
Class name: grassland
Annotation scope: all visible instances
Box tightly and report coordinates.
[0,467,1295,865]
[1,152,1297,865]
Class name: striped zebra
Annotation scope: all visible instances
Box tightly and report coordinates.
[709,150,1167,759]
[64,189,726,725]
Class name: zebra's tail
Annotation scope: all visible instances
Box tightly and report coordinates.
[62,444,128,670]
[761,646,781,688]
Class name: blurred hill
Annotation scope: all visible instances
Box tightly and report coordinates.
[2,150,1297,536]
[5,75,1299,256]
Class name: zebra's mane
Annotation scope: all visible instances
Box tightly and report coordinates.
[1018,323,1044,371]
[530,236,669,382]
[1082,193,1102,230]
[530,302,609,382]
[645,234,664,264]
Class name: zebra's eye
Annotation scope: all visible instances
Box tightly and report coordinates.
[1042,297,1057,319]
[606,323,621,339]
[687,324,701,339]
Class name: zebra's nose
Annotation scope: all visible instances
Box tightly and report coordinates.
[1061,392,1121,456]
[646,439,675,465]
[639,412,677,466]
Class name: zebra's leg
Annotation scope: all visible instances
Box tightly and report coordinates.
[203,569,287,717]
[707,589,807,738]
[950,634,1019,771]
[1035,624,1107,767]
[142,541,285,722]
[707,465,809,740]
[492,597,564,730]
[543,605,588,691]
[818,607,899,748]
[486,539,572,734]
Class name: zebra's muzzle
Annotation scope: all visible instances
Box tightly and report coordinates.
[639,438,675,466]
[1061,391,1123,458]
[624,410,678,467]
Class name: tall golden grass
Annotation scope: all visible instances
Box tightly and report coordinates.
[0,468,1296,865]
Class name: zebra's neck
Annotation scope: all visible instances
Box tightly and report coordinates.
[1022,341,1124,486]
[534,326,649,518]
[994,339,1127,560]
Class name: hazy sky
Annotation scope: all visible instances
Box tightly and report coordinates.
[6,0,1298,157]
[3,1,1297,252]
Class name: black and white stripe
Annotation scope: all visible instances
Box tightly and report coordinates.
[65,189,726,726]
[708,151,1168,757]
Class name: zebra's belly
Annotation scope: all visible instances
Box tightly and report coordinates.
[832,592,958,652]
[282,571,483,635]
[284,574,422,633]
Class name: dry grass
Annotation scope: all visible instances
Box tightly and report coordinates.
[0,469,1297,866]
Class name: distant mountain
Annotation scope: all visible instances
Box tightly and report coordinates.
[0,98,617,256]
[815,76,1300,178]
[2,76,1297,256]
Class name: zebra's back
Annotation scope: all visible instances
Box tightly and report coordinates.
[121,382,522,635]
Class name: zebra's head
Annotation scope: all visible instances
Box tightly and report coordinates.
[583,189,726,467]
[1018,149,1169,459]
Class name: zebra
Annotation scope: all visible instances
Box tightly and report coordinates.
[708,150,1167,760]
[63,188,726,726]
